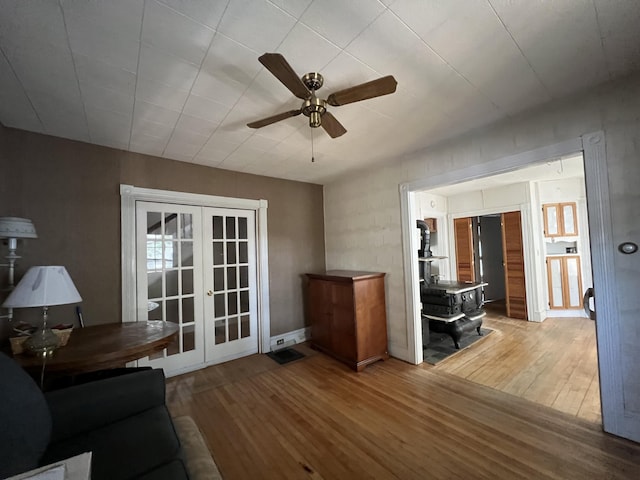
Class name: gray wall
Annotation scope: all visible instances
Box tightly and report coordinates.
[0,126,325,339]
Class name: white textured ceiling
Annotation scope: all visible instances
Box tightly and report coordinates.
[1,1,639,184]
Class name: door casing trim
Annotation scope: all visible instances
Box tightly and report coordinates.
[120,185,271,355]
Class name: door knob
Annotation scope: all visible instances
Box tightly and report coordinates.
[583,287,595,321]
[207,290,213,296]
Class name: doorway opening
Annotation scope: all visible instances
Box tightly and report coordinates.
[410,154,600,422]
[398,135,629,437]
[400,132,631,440]
[473,214,505,313]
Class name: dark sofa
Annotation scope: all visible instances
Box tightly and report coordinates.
[0,352,189,479]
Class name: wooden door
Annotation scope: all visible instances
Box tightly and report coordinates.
[454,217,475,282]
[501,211,527,319]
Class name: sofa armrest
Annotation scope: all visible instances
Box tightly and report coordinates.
[45,368,167,442]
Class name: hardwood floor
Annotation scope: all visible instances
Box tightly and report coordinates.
[430,311,601,423]
[166,343,638,479]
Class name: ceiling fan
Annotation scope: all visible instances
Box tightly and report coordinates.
[247,53,397,139]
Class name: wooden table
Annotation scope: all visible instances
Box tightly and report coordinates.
[13,321,178,375]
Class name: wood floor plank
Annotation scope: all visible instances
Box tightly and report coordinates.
[167,342,637,480]
[578,374,603,423]
[432,313,601,423]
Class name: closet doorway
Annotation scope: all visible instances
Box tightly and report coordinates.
[454,212,526,319]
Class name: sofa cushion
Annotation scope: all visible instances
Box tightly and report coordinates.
[41,406,181,480]
[0,352,52,478]
[45,369,167,442]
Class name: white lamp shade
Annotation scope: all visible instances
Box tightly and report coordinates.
[2,266,82,308]
[0,217,37,239]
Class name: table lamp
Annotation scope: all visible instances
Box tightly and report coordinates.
[2,266,82,357]
[0,216,38,321]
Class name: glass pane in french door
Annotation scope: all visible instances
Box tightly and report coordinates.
[136,202,204,373]
[203,208,258,363]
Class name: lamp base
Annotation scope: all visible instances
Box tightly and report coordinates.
[23,326,60,358]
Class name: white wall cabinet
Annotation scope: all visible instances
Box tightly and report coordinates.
[543,202,577,237]
[546,255,583,309]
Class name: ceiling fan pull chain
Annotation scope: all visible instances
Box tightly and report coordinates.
[311,127,315,163]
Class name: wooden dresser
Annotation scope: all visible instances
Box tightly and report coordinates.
[306,271,389,371]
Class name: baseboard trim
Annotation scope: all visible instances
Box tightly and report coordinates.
[545,309,588,318]
[270,326,310,352]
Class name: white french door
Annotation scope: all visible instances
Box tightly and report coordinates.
[202,207,258,363]
[136,202,204,372]
[135,202,258,374]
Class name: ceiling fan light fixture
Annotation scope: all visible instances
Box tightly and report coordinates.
[302,97,326,128]
[309,111,322,128]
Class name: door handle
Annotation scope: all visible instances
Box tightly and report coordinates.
[207,290,213,296]
[583,287,596,321]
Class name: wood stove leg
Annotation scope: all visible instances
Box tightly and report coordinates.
[477,326,483,336]
[451,332,461,349]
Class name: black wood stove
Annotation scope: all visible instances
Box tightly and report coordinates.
[417,220,487,349]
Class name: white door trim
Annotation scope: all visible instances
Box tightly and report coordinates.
[120,185,271,354]
[400,132,629,440]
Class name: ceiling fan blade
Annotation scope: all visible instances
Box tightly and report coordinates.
[326,75,398,107]
[247,109,302,129]
[259,53,310,99]
[321,111,347,138]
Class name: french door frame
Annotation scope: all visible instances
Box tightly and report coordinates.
[120,185,271,355]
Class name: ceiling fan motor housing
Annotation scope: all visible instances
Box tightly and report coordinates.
[302,72,323,91]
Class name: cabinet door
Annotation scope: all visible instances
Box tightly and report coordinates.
[543,204,560,237]
[564,256,583,308]
[543,202,578,237]
[561,203,577,236]
[547,257,565,309]
[330,282,356,361]
[308,279,332,350]
[354,277,387,362]
[546,256,583,309]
